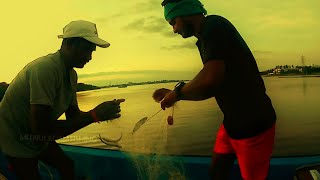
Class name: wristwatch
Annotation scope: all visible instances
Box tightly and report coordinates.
[174,81,186,100]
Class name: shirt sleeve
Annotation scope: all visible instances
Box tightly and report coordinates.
[29,63,58,106]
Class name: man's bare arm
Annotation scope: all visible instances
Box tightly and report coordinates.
[30,104,92,140]
[180,60,225,101]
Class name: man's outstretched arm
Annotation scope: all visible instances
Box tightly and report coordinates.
[159,60,225,109]
[30,99,124,140]
[30,104,92,140]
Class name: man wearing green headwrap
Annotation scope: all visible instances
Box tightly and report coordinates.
[153,0,276,180]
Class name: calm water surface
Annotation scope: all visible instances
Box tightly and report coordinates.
[57,77,320,157]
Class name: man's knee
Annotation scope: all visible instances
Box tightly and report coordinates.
[209,153,236,180]
[6,156,41,180]
[54,156,75,180]
[57,156,74,172]
[211,153,236,166]
[39,146,75,179]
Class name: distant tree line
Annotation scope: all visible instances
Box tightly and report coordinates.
[76,83,100,92]
[0,82,100,101]
[260,65,320,75]
[0,79,190,101]
[101,79,189,88]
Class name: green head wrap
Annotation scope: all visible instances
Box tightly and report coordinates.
[164,0,207,21]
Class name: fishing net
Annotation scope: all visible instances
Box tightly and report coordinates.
[128,107,187,180]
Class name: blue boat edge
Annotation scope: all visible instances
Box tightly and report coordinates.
[1,144,320,180]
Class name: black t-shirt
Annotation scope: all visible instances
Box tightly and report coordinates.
[196,15,276,139]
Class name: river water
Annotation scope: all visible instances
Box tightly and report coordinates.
[57,77,320,157]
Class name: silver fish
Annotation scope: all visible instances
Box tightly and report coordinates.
[98,133,122,143]
[98,133,122,148]
[132,117,148,134]
[132,109,163,134]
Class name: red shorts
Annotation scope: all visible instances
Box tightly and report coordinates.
[213,123,275,180]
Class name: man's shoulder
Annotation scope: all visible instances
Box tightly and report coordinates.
[21,51,64,82]
[204,15,232,28]
[26,51,60,71]
[34,51,59,64]
[201,15,235,39]
[205,15,226,20]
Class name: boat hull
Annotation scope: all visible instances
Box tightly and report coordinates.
[1,144,320,180]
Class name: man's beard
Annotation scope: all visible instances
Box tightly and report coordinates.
[181,23,194,38]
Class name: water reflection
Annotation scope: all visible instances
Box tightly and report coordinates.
[302,78,306,96]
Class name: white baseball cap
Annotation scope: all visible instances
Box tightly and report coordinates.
[58,20,110,48]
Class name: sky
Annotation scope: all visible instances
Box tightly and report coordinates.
[0,0,319,86]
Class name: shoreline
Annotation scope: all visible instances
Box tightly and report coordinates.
[262,74,320,78]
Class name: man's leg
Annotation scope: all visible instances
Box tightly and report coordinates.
[231,124,276,180]
[209,153,237,180]
[5,155,41,180]
[209,124,237,180]
[38,141,75,180]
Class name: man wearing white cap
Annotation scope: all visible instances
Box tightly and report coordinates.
[0,20,125,180]
[153,0,276,180]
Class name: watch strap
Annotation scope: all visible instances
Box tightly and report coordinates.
[174,81,185,100]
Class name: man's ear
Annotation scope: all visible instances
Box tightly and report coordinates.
[68,40,79,53]
[65,38,79,50]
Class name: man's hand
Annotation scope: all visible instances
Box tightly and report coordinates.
[93,99,125,121]
[153,88,171,102]
[153,88,179,110]
[160,91,178,110]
